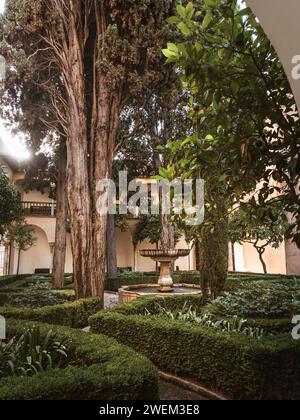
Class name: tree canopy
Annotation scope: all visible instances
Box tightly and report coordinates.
[0,163,22,240]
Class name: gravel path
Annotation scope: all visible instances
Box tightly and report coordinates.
[104,292,119,308]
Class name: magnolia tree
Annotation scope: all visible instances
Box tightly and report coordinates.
[162,0,299,297]
[1,0,175,300]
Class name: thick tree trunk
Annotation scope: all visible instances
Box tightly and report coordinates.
[67,124,92,299]
[53,145,67,289]
[89,82,122,299]
[107,214,118,278]
[63,7,96,300]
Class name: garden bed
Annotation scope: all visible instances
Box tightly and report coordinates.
[0,319,159,400]
[105,271,300,293]
[0,297,102,328]
[89,295,300,400]
[0,274,74,293]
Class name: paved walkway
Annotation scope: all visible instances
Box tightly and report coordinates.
[104,292,119,308]
[159,380,209,401]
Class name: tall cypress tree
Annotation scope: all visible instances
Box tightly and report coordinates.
[1,1,175,299]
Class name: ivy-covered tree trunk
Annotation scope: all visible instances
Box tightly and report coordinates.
[199,197,229,300]
[53,145,67,289]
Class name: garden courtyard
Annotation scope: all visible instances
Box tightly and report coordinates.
[1,0,300,402]
[0,271,300,400]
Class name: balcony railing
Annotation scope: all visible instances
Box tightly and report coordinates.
[22,201,56,218]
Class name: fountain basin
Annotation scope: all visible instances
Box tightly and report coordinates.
[118,283,202,304]
[140,249,191,292]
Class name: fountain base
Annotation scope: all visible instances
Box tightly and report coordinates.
[118,283,202,304]
[117,249,201,304]
[159,286,174,293]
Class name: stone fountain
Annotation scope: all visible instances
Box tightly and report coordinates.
[140,249,190,292]
[118,249,202,304]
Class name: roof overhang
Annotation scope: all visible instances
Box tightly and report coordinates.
[247,0,300,116]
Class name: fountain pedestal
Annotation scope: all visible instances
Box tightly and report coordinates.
[140,250,191,293]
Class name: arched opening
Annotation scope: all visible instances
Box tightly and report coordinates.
[247,0,300,115]
[16,225,51,275]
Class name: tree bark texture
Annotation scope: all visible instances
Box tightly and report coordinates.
[53,144,68,289]
[107,214,118,279]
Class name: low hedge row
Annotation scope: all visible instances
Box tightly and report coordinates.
[89,296,300,400]
[0,290,74,306]
[0,274,74,293]
[0,319,159,400]
[0,275,31,289]
[0,298,102,328]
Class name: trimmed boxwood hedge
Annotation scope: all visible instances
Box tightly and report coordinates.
[0,275,31,289]
[0,290,74,306]
[89,295,300,400]
[0,298,102,328]
[0,319,159,400]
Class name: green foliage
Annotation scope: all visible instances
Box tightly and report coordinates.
[133,215,162,248]
[0,164,22,239]
[199,210,229,299]
[163,0,300,246]
[229,203,289,273]
[207,281,300,319]
[4,282,71,308]
[0,319,159,400]
[6,221,36,252]
[0,327,68,379]
[144,302,267,339]
[90,295,300,400]
[0,275,33,289]
[0,298,102,328]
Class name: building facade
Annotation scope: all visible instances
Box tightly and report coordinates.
[1,151,300,277]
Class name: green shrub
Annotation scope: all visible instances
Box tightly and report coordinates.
[207,281,300,319]
[0,275,51,293]
[2,282,72,309]
[0,275,31,289]
[105,271,300,292]
[0,298,102,328]
[144,303,267,339]
[90,295,300,400]
[0,326,68,378]
[0,320,159,400]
